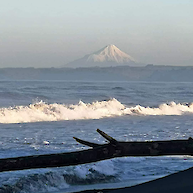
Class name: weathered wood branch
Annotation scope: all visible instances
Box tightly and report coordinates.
[96,128,118,145]
[73,137,101,148]
[0,129,193,172]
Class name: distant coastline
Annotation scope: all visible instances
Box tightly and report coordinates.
[0,65,193,82]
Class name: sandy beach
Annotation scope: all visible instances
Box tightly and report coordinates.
[78,167,193,193]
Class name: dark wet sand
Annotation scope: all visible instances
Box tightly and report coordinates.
[78,167,193,193]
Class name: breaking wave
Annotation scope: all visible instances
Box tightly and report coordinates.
[0,161,116,193]
[0,99,193,124]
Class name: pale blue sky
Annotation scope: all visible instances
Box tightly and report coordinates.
[0,0,193,67]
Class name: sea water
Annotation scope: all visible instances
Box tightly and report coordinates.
[0,80,193,193]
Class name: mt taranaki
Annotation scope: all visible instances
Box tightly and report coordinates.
[65,44,136,68]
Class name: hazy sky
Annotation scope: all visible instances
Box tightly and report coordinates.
[1,0,193,68]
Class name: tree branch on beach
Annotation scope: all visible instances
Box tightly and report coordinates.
[0,129,193,172]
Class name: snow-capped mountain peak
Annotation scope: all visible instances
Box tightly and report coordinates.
[65,44,136,68]
[86,44,135,63]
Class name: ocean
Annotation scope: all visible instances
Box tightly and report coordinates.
[0,80,193,193]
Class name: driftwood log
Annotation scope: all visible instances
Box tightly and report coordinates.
[0,129,193,172]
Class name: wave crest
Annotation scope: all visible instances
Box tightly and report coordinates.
[0,99,193,123]
[128,102,193,115]
[0,99,124,124]
[0,161,116,193]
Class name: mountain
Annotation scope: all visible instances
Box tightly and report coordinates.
[65,44,136,68]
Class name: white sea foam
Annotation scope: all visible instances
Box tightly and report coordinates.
[0,99,193,124]
[127,101,193,115]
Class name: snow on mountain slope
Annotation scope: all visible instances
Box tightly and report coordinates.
[86,44,135,63]
[65,44,137,68]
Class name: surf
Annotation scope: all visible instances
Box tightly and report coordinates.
[0,99,193,124]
